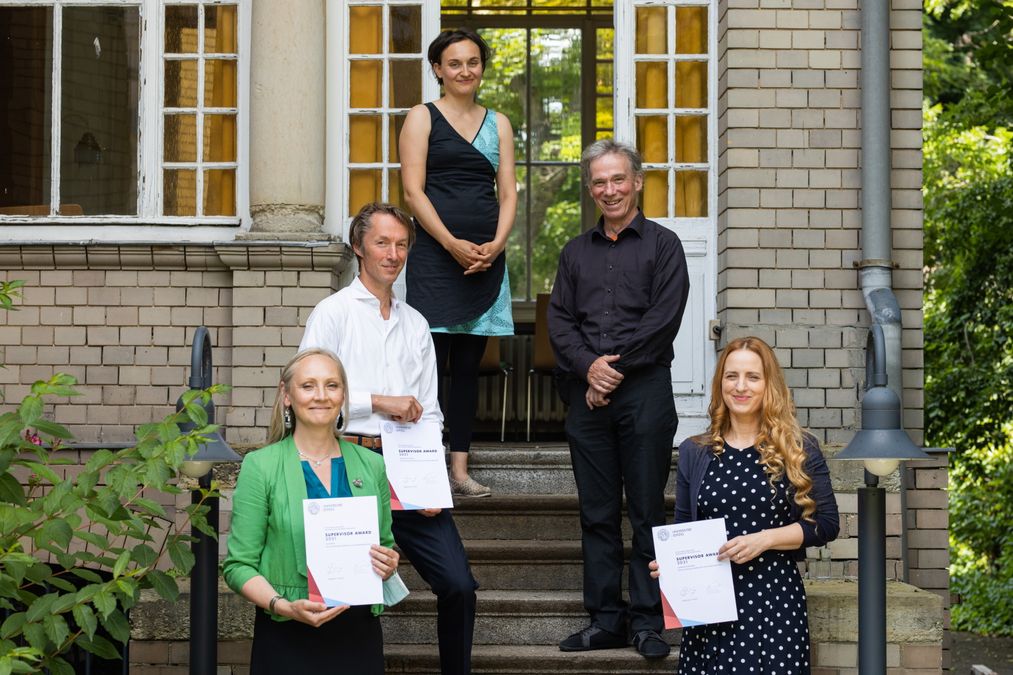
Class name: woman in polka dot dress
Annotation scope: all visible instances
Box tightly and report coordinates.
[651,336,839,674]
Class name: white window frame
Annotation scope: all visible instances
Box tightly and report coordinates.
[325,0,439,241]
[0,0,251,240]
[615,0,718,434]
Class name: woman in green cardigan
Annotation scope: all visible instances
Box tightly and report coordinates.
[223,348,400,674]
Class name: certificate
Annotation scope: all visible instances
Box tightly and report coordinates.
[652,518,738,628]
[304,496,382,607]
[379,420,453,510]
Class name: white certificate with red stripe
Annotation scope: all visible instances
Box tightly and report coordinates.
[653,518,738,629]
[304,496,382,607]
[379,420,453,510]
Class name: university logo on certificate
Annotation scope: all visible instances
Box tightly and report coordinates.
[304,495,383,607]
[652,518,739,628]
[379,420,453,510]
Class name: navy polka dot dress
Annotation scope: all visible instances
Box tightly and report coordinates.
[677,443,811,674]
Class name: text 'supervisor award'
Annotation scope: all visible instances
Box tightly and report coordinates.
[304,495,382,607]
[652,518,739,628]
[379,421,453,510]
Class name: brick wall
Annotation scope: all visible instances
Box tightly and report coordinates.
[0,243,350,448]
[717,0,925,447]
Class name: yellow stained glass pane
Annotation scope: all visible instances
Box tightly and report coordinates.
[164,169,196,216]
[390,60,422,108]
[390,114,407,163]
[350,60,382,108]
[164,59,198,107]
[596,96,613,133]
[205,5,238,54]
[595,129,612,140]
[349,115,382,164]
[596,62,613,95]
[675,61,707,108]
[635,7,666,55]
[636,116,667,164]
[164,114,197,162]
[636,62,667,108]
[642,170,667,219]
[204,169,236,216]
[204,114,237,162]
[165,5,198,54]
[676,7,707,55]
[349,169,381,214]
[205,60,238,108]
[390,5,421,53]
[597,28,614,59]
[388,169,404,208]
[676,171,707,217]
[675,116,707,163]
[349,6,381,54]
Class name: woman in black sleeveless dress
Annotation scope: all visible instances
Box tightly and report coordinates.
[651,337,839,673]
[400,29,516,496]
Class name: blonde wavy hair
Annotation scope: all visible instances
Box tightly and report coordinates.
[702,337,816,522]
[267,348,350,444]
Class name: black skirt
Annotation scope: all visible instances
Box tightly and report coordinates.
[249,605,383,674]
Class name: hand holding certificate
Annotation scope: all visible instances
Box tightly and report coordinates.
[652,518,738,629]
[379,420,454,510]
[304,496,383,607]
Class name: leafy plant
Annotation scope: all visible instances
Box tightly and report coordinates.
[922,20,1013,632]
[0,278,228,672]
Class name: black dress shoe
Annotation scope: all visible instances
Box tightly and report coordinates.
[558,624,628,652]
[633,629,671,658]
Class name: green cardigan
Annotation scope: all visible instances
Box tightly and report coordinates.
[222,435,395,618]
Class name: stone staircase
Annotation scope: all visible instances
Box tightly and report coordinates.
[380,443,681,674]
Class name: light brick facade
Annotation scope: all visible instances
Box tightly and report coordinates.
[0,0,941,669]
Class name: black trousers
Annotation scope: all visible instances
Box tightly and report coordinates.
[391,508,478,675]
[433,332,488,453]
[564,366,677,635]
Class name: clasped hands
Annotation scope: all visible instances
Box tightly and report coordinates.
[279,544,399,627]
[446,237,502,275]
[585,354,623,409]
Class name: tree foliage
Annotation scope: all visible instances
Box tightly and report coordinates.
[923,0,1013,636]
[0,279,225,672]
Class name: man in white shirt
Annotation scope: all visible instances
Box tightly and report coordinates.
[299,202,478,675]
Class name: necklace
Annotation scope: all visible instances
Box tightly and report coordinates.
[298,449,334,468]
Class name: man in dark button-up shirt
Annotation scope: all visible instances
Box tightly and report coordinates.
[549,139,690,660]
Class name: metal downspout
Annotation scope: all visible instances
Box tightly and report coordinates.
[859,0,911,580]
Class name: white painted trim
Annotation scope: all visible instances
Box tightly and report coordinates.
[236,0,251,229]
[49,2,62,215]
[0,225,240,243]
[325,0,346,238]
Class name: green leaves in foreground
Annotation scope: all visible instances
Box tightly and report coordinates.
[0,373,230,670]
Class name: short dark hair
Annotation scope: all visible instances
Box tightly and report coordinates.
[427,28,491,86]
[580,139,644,188]
[348,202,415,257]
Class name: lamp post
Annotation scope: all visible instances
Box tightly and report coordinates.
[176,326,242,675]
[835,324,930,674]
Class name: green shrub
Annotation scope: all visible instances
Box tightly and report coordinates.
[0,279,226,673]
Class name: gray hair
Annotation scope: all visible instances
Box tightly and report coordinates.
[348,202,416,257]
[580,139,643,188]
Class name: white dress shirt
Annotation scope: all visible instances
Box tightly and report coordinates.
[299,276,443,436]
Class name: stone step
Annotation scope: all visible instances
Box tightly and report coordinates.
[398,539,603,591]
[462,446,677,495]
[384,644,678,674]
[380,590,681,647]
[447,494,675,541]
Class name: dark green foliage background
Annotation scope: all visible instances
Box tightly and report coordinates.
[923,0,1013,635]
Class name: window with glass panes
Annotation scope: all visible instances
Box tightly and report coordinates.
[345,1,432,217]
[0,0,249,222]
